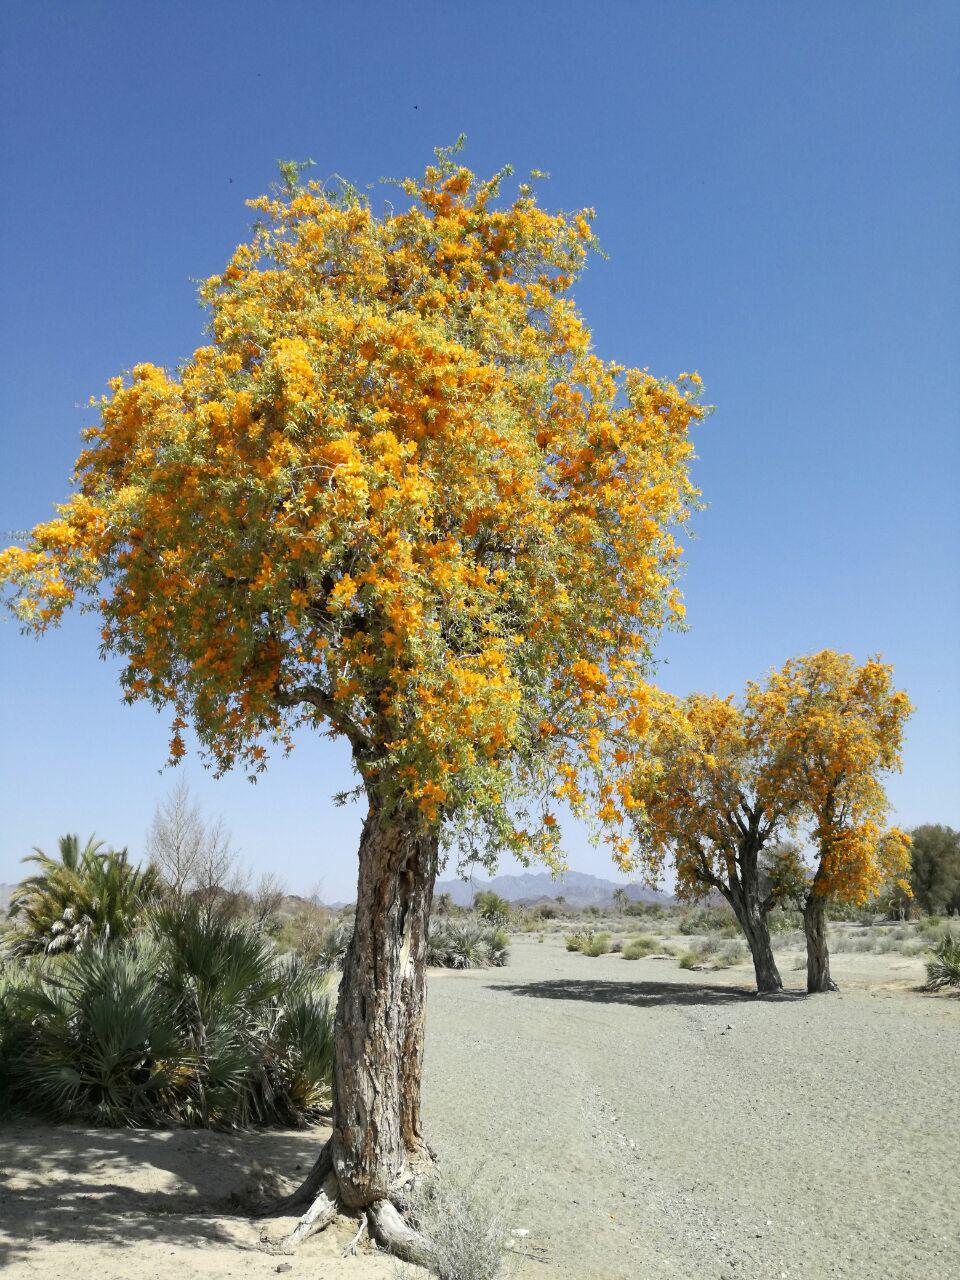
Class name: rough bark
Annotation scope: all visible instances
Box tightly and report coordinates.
[331,802,439,1207]
[728,890,783,994]
[270,799,440,1253]
[804,894,838,992]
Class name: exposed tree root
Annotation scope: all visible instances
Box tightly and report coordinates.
[368,1197,436,1269]
[285,1170,341,1247]
[257,1141,438,1267]
[341,1214,368,1257]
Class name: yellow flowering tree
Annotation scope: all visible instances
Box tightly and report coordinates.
[0,145,702,1257]
[761,651,912,992]
[629,688,806,993]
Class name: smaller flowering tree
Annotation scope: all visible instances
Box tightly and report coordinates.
[630,650,912,996]
[762,651,912,992]
[629,686,807,992]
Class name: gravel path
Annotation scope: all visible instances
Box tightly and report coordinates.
[423,936,959,1280]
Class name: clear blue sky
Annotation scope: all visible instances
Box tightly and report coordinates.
[1,1,957,900]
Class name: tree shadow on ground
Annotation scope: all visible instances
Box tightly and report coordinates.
[0,1122,323,1268]
[492,977,807,1008]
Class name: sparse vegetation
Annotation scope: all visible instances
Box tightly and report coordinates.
[621,934,658,960]
[400,1171,513,1280]
[566,928,611,957]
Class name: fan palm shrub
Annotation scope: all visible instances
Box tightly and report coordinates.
[426,918,509,969]
[8,834,161,955]
[1,904,335,1128]
[10,942,183,1125]
[925,931,960,992]
[152,900,333,1126]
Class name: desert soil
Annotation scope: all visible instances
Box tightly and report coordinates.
[1,936,957,1279]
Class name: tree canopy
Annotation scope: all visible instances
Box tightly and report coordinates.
[0,144,703,871]
[762,650,913,909]
[629,684,806,898]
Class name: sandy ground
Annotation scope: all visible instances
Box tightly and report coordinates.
[423,938,959,1280]
[1,937,957,1279]
[0,1122,422,1278]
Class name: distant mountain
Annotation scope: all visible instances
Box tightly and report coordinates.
[434,869,670,909]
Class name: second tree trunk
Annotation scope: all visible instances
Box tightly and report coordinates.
[803,894,837,993]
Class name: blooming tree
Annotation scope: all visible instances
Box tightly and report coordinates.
[629,686,805,992]
[631,651,911,996]
[762,651,912,992]
[0,145,702,1255]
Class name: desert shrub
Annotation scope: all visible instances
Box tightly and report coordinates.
[0,906,335,1128]
[532,901,559,920]
[565,928,610,956]
[925,932,960,991]
[274,906,335,958]
[583,931,611,957]
[678,904,736,935]
[294,916,353,970]
[916,915,947,939]
[621,934,657,960]
[401,1172,511,1280]
[625,900,664,919]
[715,940,747,967]
[427,919,508,969]
[676,937,729,969]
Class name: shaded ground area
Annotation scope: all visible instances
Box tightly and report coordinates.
[0,1124,417,1277]
[1,938,956,1279]
[423,938,960,1280]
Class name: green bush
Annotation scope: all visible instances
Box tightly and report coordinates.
[473,891,511,923]
[565,928,610,956]
[9,941,182,1125]
[677,950,698,970]
[925,932,960,992]
[427,918,508,969]
[768,908,804,934]
[0,904,334,1128]
[624,900,665,919]
[622,934,658,960]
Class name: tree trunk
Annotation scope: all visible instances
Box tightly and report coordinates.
[804,894,837,993]
[331,801,438,1208]
[728,892,783,993]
